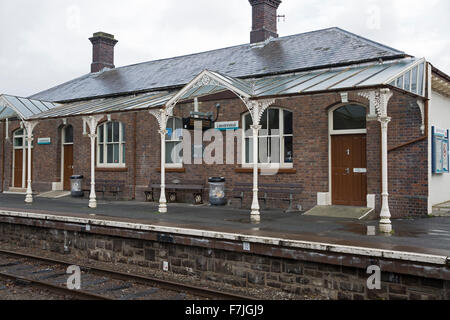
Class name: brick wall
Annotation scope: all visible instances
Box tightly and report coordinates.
[0,90,428,217]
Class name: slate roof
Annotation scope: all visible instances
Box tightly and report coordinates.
[29,27,406,103]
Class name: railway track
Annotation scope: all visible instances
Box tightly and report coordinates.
[0,249,255,300]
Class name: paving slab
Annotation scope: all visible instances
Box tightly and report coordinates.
[0,194,449,257]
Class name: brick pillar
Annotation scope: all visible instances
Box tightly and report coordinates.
[249,0,282,43]
[89,32,118,73]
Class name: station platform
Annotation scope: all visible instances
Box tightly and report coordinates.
[0,193,449,260]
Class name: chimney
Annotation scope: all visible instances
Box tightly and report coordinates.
[89,32,118,73]
[249,0,282,43]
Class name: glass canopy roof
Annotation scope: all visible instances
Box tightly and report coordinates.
[0,94,59,120]
[1,57,427,121]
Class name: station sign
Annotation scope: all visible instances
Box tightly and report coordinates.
[37,137,51,145]
[214,121,239,131]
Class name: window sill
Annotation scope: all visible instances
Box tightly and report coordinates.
[156,167,186,173]
[96,167,128,172]
[235,167,297,174]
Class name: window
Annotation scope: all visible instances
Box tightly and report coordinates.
[243,108,293,166]
[332,104,366,131]
[13,129,31,148]
[166,117,183,166]
[390,61,426,97]
[97,121,126,167]
[64,125,73,144]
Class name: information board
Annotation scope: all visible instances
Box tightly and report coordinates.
[432,126,449,174]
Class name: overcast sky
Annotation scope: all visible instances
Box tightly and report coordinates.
[0,0,449,97]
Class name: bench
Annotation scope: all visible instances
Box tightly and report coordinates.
[232,182,302,212]
[144,179,205,205]
[82,179,125,200]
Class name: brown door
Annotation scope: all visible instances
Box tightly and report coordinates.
[13,149,23,188]
[63,145,74,190]
[332,134,367,206]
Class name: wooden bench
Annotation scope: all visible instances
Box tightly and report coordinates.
[144,179,205,205]
[82,179,125,200]
[232,182,302,212]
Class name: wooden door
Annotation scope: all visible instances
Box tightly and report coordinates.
[332,134,367,206]
[63,145,74,190]
[13,149,23,188]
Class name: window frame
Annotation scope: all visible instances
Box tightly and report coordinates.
[241,107,294,169]
[96,121,126,168]
[329,104,368,136]
[165,117,184,168]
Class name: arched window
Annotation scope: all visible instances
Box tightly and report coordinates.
[63,125,73,144]
[242,108,293,166]
[166,117,183,166]
[97,121,126,167]
[330,104,367,134]
[13,128,32,188]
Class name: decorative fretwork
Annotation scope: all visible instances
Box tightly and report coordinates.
[358,88,393,119]
[192,74,221,89]
[245,98,276,126]
[149,108,170,134]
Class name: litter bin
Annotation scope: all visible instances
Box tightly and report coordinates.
[70,175,84,197]
[208,177,226,206]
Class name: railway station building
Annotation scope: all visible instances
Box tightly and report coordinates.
[1,0,449,233]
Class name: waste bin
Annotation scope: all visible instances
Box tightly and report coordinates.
[70,175,84,197]
[208,177,226,206]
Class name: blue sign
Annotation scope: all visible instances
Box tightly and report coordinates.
[432,126,449,174]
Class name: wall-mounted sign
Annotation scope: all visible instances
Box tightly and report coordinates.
[432,126,449,174]
[215,121,239,131]
[37,138,51,145]
[353,168,367,173]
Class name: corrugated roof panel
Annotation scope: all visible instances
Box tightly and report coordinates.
[277,70,343,94]
[303,66,368,91]
[257,72,324,96]
[328,64,389,89]
[362,58,422,86]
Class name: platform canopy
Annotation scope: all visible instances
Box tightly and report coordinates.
[0,94,59,121]
[0,56,424,122]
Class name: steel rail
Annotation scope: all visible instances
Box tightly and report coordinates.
[0,271,112,300]
[0,249,256,300]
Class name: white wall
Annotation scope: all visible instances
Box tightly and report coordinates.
[429,91,450,209]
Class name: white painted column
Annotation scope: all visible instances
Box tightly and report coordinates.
[159,128,168,213]
[149,108,169,213]
[245,99,275,223]
[83,115,104,209]
[250,124,261,222]
[88,132,97,208]
[379,116,392,233]
[359,89,393,233]
[24,121,38,203]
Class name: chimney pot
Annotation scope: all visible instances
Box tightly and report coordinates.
[89,32,118,73]
[249,0,282,44]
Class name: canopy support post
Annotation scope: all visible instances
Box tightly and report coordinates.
[150,108,170,213]
[83,115,104,209]
[244,99,275,223]
[24,121,38,204]
[359,89,393,233]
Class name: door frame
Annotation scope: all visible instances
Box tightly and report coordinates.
[61,125,74,190]
[328,103,368,205]
[12,128,30,189]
